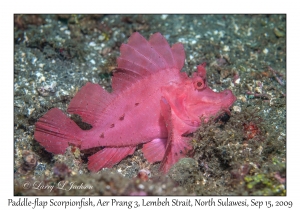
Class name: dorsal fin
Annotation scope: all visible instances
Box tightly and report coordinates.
[148,33,176,69]
[113,32,185,91]
[171,42,185,70]
[111,70,142,91]
[67,82,114,125]
[68,33,185,123]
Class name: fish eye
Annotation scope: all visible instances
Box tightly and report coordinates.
[193,77,205,90]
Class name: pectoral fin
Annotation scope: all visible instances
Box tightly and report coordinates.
[88,146,136,172]
[142,138,167,163]
[159,97,192,173]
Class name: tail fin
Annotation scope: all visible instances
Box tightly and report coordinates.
[34,108,82,154]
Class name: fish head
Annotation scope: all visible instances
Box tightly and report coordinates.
[184,63,236,123]
[162,63,236,128]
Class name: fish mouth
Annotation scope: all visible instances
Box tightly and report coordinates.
[217,89,236,106]
[214,91,236,122]
[214,109,231,123]
[198,89,236,108]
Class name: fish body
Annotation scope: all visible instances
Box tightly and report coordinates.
[34,32,236,173]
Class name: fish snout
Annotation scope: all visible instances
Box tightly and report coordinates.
[220,89,236,106]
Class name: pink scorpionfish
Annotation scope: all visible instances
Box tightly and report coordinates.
[34,32,236,173]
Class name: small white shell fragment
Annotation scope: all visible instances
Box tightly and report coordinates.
[90,59,96,65]
[28,107,35,116]
[89,42,96,47]
[233,106,241,112]
[223,45,230,51]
